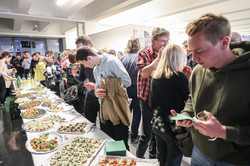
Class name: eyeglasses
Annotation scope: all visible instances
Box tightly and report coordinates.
[156,39,170,43]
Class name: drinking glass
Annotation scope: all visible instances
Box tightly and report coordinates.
[83,79,90,92]
[197,111,217,141]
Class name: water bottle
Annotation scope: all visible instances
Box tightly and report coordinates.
[17,76,21,88]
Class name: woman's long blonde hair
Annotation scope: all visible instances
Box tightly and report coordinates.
[153,44,186,79]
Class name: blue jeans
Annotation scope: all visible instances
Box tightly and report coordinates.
[191,145,250,166]
[127,85,141,140]
[136,98,156,158]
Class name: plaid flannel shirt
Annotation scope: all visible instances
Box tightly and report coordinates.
[136,45,158,106]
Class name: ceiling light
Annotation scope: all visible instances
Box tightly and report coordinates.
[56,0,68,6]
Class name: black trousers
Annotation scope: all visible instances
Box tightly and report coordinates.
[23,69,30,79]
[83,93,99,123]
[154,129,183,166]
[5,88,11,98]
[0,75,6,104]
[100,120,129,151]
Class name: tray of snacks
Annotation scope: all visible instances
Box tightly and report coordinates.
[41,102,52,107]
[46,105,64,112]
[17,92,32,98]
[14,97,31,104]
[25,132,63,154]
[36,91,48,97]
[13,88,24,92]
[30,87,46,92]
[22,119,55,132]
[29,96,37,100]
[43,136,106,166]
[35,97,49,103]
[95,156,159,166]
[19,101,41,110]
[53,98,65,105]
[56,122,95,135]
[45,114,67,122]
[20,108,46,119]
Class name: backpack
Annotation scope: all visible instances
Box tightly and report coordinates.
[63,83,86,103]
[63,85,78,103]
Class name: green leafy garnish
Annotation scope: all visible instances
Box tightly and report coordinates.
[43,133,49,136]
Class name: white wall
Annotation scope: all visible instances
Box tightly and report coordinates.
[64,24,189,52]
[65,27,77,49]
[89,25,154,54]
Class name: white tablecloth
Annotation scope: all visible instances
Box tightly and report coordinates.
[19,85,135,166]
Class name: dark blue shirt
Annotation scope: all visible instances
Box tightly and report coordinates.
[120,52,138,86]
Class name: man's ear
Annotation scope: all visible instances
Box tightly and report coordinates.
[152,39,156,45]
[87,56,91,61]
[221,36,230,49]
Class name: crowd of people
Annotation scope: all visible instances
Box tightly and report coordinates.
[0,13,249,166]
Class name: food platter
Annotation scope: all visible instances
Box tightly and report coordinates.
[22,119,55,132]
[34,97,49,102]
[44,137,106,166]
[14,97,31,104]
[12,88,24,92]
[94,156,159,166]
[29,87,46,92]
[17,92,32,98]
[41,102,52,107]
[25,133,63,154]
[46,104,73,113]
[45,114,67,122]
[55,122,95,135]
[53,98,65,105]
[46,105,64,112]
[57,122,88,134]
[36,91,48,97]
[19,101,41,110]
[20,108,46,119]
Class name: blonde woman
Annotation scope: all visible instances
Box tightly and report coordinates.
[34,56,46,83]
[150,44,189,166]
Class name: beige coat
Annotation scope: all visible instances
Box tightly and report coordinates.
[0,60,12,88]
[100,78,131,126]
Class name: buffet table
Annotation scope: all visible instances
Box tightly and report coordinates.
[13,83,158,166]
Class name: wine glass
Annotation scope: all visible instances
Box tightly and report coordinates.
[197,111,217,141]
[83,79,90,92]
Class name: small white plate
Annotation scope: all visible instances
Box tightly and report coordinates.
[25,133,63,154]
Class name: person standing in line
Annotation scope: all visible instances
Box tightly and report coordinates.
[117,51,124,59]
[171,13,250,165]
[76,46,131,150]
[120,37,141,143]
[182,40,197,70]
[0,52,16,105]
[22,51,32,79]
[151,44,189,166]
[136,27,170,159]
[73,35,103,124]
[14,53,24,78]
[230,31,242,42]
[34,56,46,85]
[35,52,41,59]
[30,53,39,78]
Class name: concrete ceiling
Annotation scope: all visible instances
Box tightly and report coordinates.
[0,0,249,38]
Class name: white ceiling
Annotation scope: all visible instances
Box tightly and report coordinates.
[0,0,249,38]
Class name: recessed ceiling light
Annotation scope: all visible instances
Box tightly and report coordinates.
[56,0,68,6]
